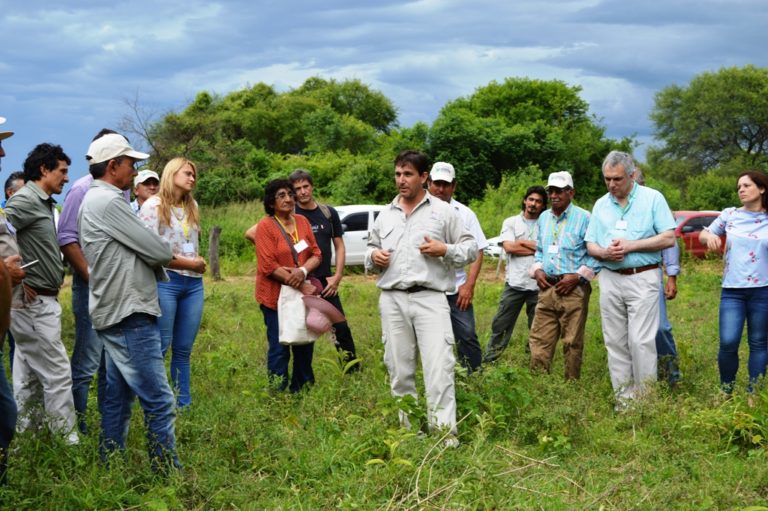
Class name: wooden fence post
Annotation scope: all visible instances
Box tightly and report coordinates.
[209,226,222,281]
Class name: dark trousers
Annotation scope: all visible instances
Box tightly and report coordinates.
[260,305,315,392]
[0,349,16,485]
[446,293,482,372]
[318,277,358,369]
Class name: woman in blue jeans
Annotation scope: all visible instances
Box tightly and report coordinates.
[700,171,768,399]
[139,158,207,408]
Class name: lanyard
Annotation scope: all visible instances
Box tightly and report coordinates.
[172,207,191,240]
[275,215,299,243]
[523,218,537,239]
[550,213,567,242]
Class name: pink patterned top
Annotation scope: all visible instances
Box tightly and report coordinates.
[139,195,202,278]
[706,207,768,288]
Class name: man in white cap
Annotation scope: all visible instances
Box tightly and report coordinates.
[5,142,77,444]
[528,171,599,380]
[58,129,124,434]
[366,150,477,447]
[585,151,675,408]
[427,161,488,373]
[79,133,180,471]
[131,169,159,214]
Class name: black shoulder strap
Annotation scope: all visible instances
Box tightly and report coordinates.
[271,217,299,266]
[318,203,335,237]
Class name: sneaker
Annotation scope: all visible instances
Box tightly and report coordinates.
[65,430,80,446]
[442,435,460,449]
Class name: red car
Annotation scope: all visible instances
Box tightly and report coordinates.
[673,210,724,258]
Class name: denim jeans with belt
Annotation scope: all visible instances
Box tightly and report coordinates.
[718,286,768,393]
[157,271,204,408]
[97,313,179,471]
[260,305,315,392]
[70,272,106,433]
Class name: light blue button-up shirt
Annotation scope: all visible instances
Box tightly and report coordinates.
[534,203,600,278]
[584,182,675,270]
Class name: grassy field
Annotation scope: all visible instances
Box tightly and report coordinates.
[3,218,768,509]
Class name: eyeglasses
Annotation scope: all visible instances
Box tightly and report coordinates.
[275,191,296,200]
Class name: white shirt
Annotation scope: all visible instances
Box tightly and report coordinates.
[449,198,488,291]
[500,213,538,291]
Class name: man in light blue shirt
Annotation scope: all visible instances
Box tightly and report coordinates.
[585,151,675,407]
[529,171,600,380]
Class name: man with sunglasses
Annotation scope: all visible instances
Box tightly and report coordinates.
[528,171,599,380]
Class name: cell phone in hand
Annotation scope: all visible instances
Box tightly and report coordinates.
[19,259,39,270]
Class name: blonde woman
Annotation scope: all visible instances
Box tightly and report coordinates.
[140,158,206,408]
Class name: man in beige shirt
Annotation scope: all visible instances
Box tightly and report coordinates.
[366,150,476,446]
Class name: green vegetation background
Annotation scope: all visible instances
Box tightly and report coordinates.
[3,200,768,510]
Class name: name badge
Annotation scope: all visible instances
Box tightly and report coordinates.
[294,239,309,253]
[615,220,628,230]
[181,242,195,256]
[547,244,560,254]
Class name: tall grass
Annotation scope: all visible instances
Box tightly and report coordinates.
[2,207,768,509]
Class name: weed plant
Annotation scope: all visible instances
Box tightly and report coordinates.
[2,210,768,509]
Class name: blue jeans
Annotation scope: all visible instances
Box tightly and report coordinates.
[260,305,315,393]
[447,293,482,372]
[656,283,680,385]
[97,313,179,471]
[0,349,16,485]
[70,272,106,433]
[719,286,768,393]
[157,272,204,408]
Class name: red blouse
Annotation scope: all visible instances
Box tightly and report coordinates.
[255,214,321,309]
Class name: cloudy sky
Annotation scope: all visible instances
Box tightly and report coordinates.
[1,0,766,184]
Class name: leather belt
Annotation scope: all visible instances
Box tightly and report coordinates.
[611,263,660,276]
[404,285,431,293]
[29,286,59,297]
[545,274,564,285]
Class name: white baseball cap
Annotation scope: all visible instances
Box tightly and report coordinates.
[546,171,574,190]
[430,161,455,183]
[86,133,150,164]
[134,169,160,187]
[0,116,13,141]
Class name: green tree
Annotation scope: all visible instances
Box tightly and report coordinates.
[147,78,399,205]
[650,65,768,182]
[468,166,545,237]
[428,77,629,204]
[684,173,738,211]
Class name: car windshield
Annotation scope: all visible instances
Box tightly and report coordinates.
[674,215,687,227]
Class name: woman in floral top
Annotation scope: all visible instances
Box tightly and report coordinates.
[140,158,207,408]
[701,171,768,398]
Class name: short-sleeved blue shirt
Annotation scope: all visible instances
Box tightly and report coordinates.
[584,182,676,270]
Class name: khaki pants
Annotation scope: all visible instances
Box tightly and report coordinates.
[11,296,78,442]
[529,283,591,380]
[379,290,457,434]
[599,269,660,403]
